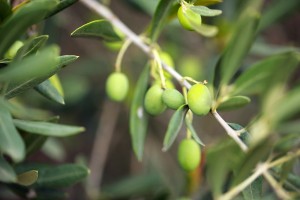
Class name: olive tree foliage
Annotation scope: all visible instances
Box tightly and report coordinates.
[0,0,300,199]
[74,0,300,199]
[0,0,89,199]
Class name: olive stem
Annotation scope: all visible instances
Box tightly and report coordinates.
[115,38,132,72]
[79,0,248,152]
[211,110,248,152]
[218,149,300,200]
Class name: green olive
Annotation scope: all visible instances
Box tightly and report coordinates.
[105,72,129,102]
[177,6,202,31]
[162,88,185,110]
[4,40,24,59]
[178,139,201,172]
[187,83,212,116]
[144,85,166,115]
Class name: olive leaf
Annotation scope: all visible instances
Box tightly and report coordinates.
[0,105,25,163]
[162,104,189,151]
[35,79,65,105]
[71,20,123,42]
[0,155,17,183]
[129,65,150,161]
[13,119,85,137]
[17,170,38,186]
[217,96,251,111]
[149,0,177,41]
[185,111,205,146]
[190,5,222,16]
[213,8,260,91]
[0,0,58,58]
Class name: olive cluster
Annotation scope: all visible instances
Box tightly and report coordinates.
[105,68,212,172]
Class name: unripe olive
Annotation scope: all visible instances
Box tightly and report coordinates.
[103,40,123,51]
[178,139,201,172]
[162,89,185,110]
[187,83,212,116]
[154,79,175,89]
[105,72,129,102]
[4,40,24,59]
[177,6,202,31]
[144,85,166,115]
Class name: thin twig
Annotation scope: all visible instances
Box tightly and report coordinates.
[79,0,247,151]
[218,150,300,200]
[211,110,248,152]
[86,100,121,199]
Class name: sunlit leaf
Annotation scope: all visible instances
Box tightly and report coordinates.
[217,96,251,111]
[17,170,38,186]
[0,105,25,162]
[71,20,123,42]
[129,65,150,161]
[162,105,188,151]
[0,0,58,58]
[190,6,222,16]
[0,155,17,183]
[4,54,78,99]
[0,46,59,83]
[13,119,85,137]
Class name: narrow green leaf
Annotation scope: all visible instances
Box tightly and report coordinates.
[190,5,222,16]
[206,140,242,198]
[102,172,164,199]
[185,113,205,146]
[47,0,78,17]
[277,120,300,134]
[17,170,38,186]
[24,134,48,156]
[4,54,78,99]
[13,119,85,137]
[194,24,218,37]
[217,96,251,111]
[0,45,59,84]
[231,139,271,186]
[149,0,177,41]
[213,9,259,90]
[258,0,300,32]
[231,51,300,96]
[15,35,49,59]
[272,85,300,123]
[194,0,222,6]
[130,65,150,161]
[0,105,25,163]
[2,99,51,121]
[0,155,17,183]
[59,55,79,68]
[71,20,122,42]
[0,0,12,22]
[35,79,65,105]
[162,105,188,151]
[242,176,263,200]
[36,164,89,188]
[0,0,58,58]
